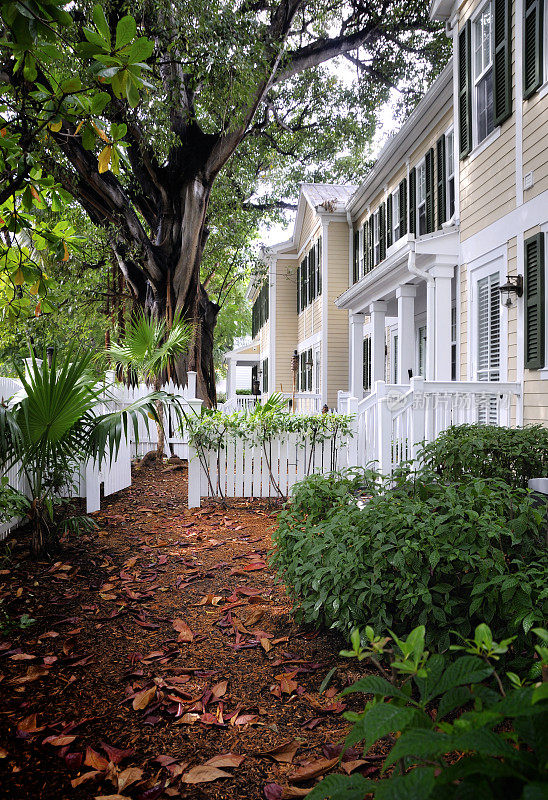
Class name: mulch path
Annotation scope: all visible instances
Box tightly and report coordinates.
[0,464,377,800]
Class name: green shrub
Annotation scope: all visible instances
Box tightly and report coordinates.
[308,623,548,800]
[271,470,548,650]
[420,424,548,488]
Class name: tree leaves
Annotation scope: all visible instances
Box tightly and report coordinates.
[132,686,156,710]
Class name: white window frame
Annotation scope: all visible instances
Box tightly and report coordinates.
[445,127,455,221]
[312,343,321,394]
[416,159,427,236]
[468,248,508,382]
[392,188,400,244]
[414,314,427,378]
[390,328,399,384]
[373,211,380,265]
[472,0,495,148]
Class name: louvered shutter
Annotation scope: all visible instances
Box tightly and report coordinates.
[493,0,512,125]
[353,230,360,283]
[363,219,370,273]
[263,358,268,393]
[477,273,501,382]
[524,0,544,98]
[393,335,399,383]
[301,255,308,309]
[386,194,393,248]
[297,263,301,312]
[458,21,472,159]
[300,352,305,391]
[309,247,316,302]
[316,239,322,294]
[368,216,374,271]
[379,202,386,261]
[525,233,545,369]
[436,135,446,228]
[425,149,435,233]
[399,179,407,236]
[307,348,313,391]
[409,168,417,235]
[363,336,372,392]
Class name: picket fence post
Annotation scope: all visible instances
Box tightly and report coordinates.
[187,445,201,508]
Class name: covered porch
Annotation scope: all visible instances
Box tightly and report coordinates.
[336,231,522,472]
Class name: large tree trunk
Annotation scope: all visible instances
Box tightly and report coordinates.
[108,174,221,406]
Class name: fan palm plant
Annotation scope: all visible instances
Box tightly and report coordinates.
[0,347,183,556]
[108,312,192,459]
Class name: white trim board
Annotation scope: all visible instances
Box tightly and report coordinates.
[467,249,509,382]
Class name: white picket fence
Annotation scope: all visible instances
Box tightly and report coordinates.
[187,430,358,508]
[0,373,202,539]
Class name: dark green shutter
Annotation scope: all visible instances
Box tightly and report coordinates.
[363,336,371,392]
[316,239,322,294]
[436,135,447,228]
[386,194,393,248]
[493,0,512,125]
[300,352,305,391]
[353,230,360,283]
[409,168,416,235]
[524,0,544,98]
[379,202,386,261]
[368,216,374,271]
[363,220,369,273]
[307,348,313,391]
[297,263,301,312]
[458,20,472,159]
[309,246,315,301]
[300,258,306,311]
[399,178,407,236]
[524,233,545,369]
[425,149,435,233]
[263,358,268,393]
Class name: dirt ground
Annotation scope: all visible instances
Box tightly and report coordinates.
[0,464,378,800]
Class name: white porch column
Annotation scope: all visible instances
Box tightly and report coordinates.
[369,301,387,384]
[431,264,455,381]
[350,313,366,400]
[396,284,416,384]
[226,357,237,399]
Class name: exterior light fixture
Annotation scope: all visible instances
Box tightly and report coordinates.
[499,275,523,308]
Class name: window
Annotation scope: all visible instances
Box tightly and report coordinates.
[474,2,495,144]
[299,349,313,392]
[392,189,400,243]
[392,333,399,383]
[417,161,427,236]
[446,130,455,219]
[451,305,458,381]
[373,211,380,265]
[363,335,372,392]
[262,358,268,393]
[313,345,321,394]
[252,282,269,338]
[477,272,500,382]
[298,239,322,311]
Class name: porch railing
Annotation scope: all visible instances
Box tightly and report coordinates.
[347,377,522,475]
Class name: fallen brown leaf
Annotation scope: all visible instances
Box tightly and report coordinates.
[132,686,156,711]
[255,740,299,764]
[182,765,232,784]
[117,766,143,792]
[71,770,102,788]
[205,753,245,768]
[288,757,339,783]
[172,619,194,643]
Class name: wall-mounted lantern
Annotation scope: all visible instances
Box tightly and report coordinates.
[499,275,523,308]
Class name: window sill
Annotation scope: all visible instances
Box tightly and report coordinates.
[539,367,548,380]
[468,127,501,162]
[537,79,548,101]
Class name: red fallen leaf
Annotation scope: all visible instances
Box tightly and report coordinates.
[200,712,223,726]
[264,785,283,800]
[172,619,194,643]
[288,757,339,783]
[255,740,299,764]
[17,714,46,735]
[341,760,370,775]
[65,751,83,770]
[233,714,258,726]
[42,735,77,747]
[182,765,232,784]
[282,788,312,798]
[153,755,178,766]
[10,653,36,661]
[205,753,245,768]
[85,747,109,771]
[133,686,156,710]
[195,594,224,606]
[117,766,143,791]
[301,718,323,730]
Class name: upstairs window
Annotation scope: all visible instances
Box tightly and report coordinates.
[474,2,495,144]
[373,211,380,265]
[392,189,400,243]
[298,239,322,312]
[417,161,427,236]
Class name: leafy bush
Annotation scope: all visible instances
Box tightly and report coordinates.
[308,623,548,800]
[420,424,548,488]
[0,476,29,525]
[271,470,548,650]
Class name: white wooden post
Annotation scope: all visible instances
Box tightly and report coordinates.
[374,381,391,475]
[187,445,201,508]
[431,264,454,381]
[409,376,425,462]
[370,301,387,384]
[187,370,197,398]
[85,458,101,514]
[350,313,365,400]
[396,284,416,384]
